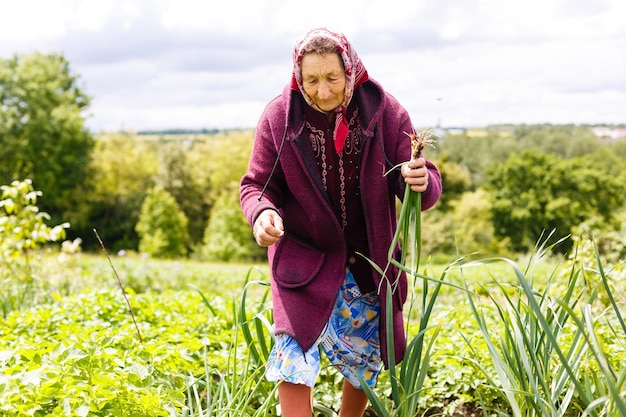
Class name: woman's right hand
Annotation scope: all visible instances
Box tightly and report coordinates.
[401,157,430,193]
[253,209,285,247]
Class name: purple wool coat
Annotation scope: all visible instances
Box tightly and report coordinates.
[240,79,442,367]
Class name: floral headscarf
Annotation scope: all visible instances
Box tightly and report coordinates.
[291,28,369,154]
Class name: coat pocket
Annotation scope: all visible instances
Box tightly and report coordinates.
[272,234,326,288]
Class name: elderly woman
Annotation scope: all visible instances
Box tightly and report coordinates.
[240,28,442,417]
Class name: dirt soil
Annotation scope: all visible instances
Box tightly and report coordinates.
[361,399,484,416]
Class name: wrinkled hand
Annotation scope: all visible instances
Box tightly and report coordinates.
[253,209,284,247]
[401,157,429,193]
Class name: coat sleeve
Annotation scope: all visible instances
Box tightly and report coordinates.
[239,97,287,227]
[421,159,442,210]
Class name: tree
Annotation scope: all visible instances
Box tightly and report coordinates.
[135,187,189,258]
[433,157,472,211]
[185,130,254,256]
[439,131,518,187]
[486,150,626,253]
[0,52,94,227]
[186,130,254,200]
[84,133,158,250]
[449,189,512,256]
[199,188,264,262]
[154,142,207,248]
[515,124,601,159]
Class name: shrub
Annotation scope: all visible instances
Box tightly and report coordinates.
[199,190,264,262]
[135,186,189,258]
[0,179,69,316]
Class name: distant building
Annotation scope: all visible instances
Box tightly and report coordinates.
[591,127,626,141]
[444,127,467,136]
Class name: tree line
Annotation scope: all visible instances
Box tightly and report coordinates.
[2,52,626,262]
[427,127,626,259]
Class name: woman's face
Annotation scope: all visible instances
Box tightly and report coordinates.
[301,52,346,113]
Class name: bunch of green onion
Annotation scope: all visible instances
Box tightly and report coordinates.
[387,127,437,287]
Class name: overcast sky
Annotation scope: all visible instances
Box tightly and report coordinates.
[1,0,625,132]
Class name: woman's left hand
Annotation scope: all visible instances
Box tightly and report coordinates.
[401,157,429,193]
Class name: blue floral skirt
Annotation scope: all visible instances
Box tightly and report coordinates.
[266,269,381,389]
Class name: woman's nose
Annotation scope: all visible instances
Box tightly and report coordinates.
[317,82,331,99]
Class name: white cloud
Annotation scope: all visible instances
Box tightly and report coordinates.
[1,0,625,131]
[0,1,126,42]
[162,0,265,33]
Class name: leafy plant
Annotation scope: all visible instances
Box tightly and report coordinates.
[0,179,69,259]
[359,128,451,416]
[185,268,278,416]
[1,245,624,415]
[0,179,68,316]
[462,233,626,417]
[0,289,215,416]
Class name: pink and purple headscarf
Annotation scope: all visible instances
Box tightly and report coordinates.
[291,28,369,154]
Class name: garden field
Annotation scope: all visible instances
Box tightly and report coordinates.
[1,241,624,417]
[3,45,626,417]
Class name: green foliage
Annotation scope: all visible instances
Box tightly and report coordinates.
[585,146,626,178]
[0,179,69,316]
[462,236,626,417]
[82,130,255,255]
[0,289,227,416]
[136,187,189,258]
[82,133,159,251]
[184,273,279,416]
[0,179,68,259]
[439,130,518,187]
[0,52,94,226]
[0,244,279,416]
[187,130,253,206]
[515,124,601,158]
[487,150,626,253]
[0,246,624,415]
[439,124,606,191]
[48,123,625,261]
[433,157,473,211]
[571,205,626,271]
[450,189,509,255]
[155,143,208,248]
[187,130,256,259]
[364,233,626,416]
[199,189,265,262]
[421,189,512,258]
